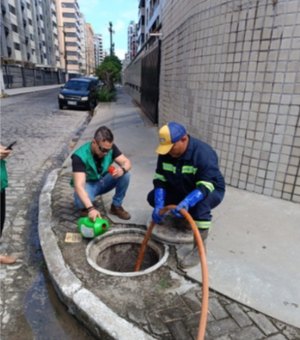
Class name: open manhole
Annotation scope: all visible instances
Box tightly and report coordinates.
[86,228,169,277]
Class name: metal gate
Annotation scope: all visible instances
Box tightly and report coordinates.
[2,64,65,89]
[140,40,161,124]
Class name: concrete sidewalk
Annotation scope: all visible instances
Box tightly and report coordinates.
[1,84,61,97]
[85,89,300,329]
[11,84,300,339]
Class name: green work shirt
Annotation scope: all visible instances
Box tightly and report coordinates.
[0,159,8,191]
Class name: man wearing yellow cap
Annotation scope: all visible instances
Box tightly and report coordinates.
[147,121,225,268]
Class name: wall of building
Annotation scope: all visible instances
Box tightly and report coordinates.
[123,54,142,103]
[159,0,300,202]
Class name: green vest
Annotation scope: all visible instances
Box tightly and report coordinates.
[0,159,8,191]
[71,142,113,185]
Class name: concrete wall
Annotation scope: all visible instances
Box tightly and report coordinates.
[159,0,300,203]
[123,55,142,103]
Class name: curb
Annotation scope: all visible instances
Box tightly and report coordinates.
[38,169,156,340]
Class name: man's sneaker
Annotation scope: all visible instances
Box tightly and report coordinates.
[179,247,200,269]
[110,204,131,220]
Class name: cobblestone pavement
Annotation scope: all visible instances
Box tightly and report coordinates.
[0,90,94,339]
[51,172,300,340]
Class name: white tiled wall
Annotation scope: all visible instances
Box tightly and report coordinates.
[159,0,300,202]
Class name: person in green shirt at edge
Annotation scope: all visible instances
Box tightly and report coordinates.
[71,125,131,221]
[0,144,17,265]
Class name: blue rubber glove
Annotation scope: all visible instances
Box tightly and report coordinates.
[172,189,204,218]
[152,188,166,224]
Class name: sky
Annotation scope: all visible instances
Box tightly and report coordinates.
[77,0,138,60]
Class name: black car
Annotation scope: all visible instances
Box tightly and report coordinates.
[58,77,98,110]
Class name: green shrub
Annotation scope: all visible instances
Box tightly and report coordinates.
[97,87,116,102]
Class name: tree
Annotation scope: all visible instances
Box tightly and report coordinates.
[95,56,122,92]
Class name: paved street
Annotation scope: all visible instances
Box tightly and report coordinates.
[0,89,95,339]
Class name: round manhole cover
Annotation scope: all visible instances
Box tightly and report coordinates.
[148,215,194,245]
[86,228,169,277]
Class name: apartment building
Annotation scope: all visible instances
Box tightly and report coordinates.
[85,23,95,75]
[40,0,60,69]
[78,11,86,74]
[94,33,104,68]
[127,20,137,61]
[136,0,164,51]
[1,0,59,68]
[137,0,145,51]
[55,0,81,77]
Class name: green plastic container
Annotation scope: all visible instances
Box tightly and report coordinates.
[77,217,110,238]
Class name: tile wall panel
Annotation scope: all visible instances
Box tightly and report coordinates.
[159,0,300,202]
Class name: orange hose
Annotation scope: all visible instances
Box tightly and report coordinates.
[134,205,209,340]
[134,219,156,272]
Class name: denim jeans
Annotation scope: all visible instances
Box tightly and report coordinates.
[74,172,130,209]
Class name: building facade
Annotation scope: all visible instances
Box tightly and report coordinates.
[94,33,104,68]
[0,0,106,88]
[85,23,95,75]
[55,0,82,77]
[127,20,138,61]
[1,0,59,68]
[137,0,145,51]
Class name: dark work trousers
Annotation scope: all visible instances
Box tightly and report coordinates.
[0,189,5,237]
[147,188,224,222]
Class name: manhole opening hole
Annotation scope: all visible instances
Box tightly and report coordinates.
[86,228,169,277]
[97,243,158,272]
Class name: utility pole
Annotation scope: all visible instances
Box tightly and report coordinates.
[108,22,114,56]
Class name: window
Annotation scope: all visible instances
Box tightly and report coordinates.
[64,22,76,28]
[63,12,75,18]
[65,32,77,38]
[14,43,21,50]
[8,4,16,15]
[11,24,18,33]
[67,51,78,56]
[1,4,7,15]
[66,42,77,46]
[62,2,74,8]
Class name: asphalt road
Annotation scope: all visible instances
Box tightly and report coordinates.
[0,89,96,339]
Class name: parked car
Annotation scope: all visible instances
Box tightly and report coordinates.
[58,77,98,110]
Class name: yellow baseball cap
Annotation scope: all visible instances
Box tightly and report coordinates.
[156,122,187,154]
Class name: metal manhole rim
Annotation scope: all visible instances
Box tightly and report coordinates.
[86,227,169,277]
